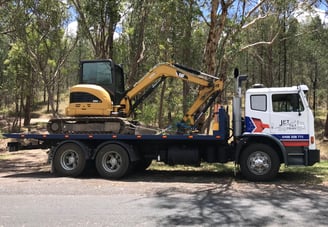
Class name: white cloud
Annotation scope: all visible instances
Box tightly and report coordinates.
[65,20,78,37]
[64,20,121,39]
[114,31,120,40]
[294,4,328,25]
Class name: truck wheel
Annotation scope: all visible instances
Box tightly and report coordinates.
[53,143,86,177]
[95,144,130,179]
[240,144,280,181]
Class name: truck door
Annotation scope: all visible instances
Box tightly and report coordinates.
[245,92,271,134]
[269,92,309,147]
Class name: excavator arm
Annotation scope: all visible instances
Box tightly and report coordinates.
[119,62,224,126]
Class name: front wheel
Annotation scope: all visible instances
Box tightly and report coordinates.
[95,144,130,179]
[240,144,280,181]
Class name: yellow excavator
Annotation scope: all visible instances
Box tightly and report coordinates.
[47,59,224,134]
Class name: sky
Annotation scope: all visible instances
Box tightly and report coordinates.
[294,3,328,24]
[65,2,328,38]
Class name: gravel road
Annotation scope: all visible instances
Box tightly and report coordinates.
[0,150,328,227]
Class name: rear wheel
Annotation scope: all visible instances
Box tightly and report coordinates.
[240,143,280,181]
[95,144,130,179]
[53,142,86,177]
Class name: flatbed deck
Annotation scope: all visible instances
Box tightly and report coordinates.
[3,133,225,141]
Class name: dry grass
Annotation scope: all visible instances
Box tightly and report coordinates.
[317,141,328,160]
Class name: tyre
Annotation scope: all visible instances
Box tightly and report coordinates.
[95,144,130,179]
[53,142,86,177]
[240,143,280,181]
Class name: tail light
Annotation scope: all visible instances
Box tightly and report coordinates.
[310,136,315,144]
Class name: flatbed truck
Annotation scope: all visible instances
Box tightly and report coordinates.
[3,62,320,181]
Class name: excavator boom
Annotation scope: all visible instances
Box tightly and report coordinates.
[119,62,224,124]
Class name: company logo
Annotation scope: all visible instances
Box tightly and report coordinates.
[245,117,270,133]
[276,119,305,131]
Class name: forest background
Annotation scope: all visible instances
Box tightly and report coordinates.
[0,0,327,140]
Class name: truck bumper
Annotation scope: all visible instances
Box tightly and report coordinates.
[307,149,320,166]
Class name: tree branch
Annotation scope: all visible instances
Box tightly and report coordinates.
[242,14,269,29]
[244,0,266,19]
[195,0,210,27]
[137,40,145,63]
[240,30,280,51]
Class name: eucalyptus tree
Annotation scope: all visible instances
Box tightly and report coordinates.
[117,0,205,127]
[3,41,33,130]
[296,16,328,115]
[2,0,77,127]
[70,0,121,59]
[200,0,287,79]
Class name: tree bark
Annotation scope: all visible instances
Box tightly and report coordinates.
[158,80,167,128]
[128,0,148,86]
[203,0,231,76]
[324,113,328,139]
[182,0,193,114]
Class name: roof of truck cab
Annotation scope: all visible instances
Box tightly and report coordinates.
[246,85,308,94]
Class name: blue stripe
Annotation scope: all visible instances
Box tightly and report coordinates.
[273,134,309,141]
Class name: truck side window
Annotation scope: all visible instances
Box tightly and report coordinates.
[250,95,267,111]
[272,94,304,112]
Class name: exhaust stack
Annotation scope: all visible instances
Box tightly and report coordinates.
[232,68,247,138]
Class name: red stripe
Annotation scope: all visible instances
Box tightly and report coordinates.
[282,141,309,147]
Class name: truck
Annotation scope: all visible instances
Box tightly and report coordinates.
[3,59,320,181]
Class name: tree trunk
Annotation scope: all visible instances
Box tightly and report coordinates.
[158,80,167,128]
[56,80,60,113]
[182,0,193,114]
[312,62,318,117]
[324,113,328,139]
[23,95,31,127]
[128,0,148,86]
[203,0,230,76]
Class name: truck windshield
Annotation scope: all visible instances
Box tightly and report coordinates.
[82,62,113,85]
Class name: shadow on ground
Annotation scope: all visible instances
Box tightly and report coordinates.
[2,163,326,186]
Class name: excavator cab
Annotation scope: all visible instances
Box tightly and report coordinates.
[79,59,125,105]
[65,59,126,117]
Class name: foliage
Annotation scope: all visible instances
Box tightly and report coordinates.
[0,0,327,131]
[1,0,77,131]
[70,0,122,58]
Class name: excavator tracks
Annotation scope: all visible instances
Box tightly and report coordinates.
[47,117,138,135]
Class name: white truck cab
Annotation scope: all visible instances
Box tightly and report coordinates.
[243,84,319,166]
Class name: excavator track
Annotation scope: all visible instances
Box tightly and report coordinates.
[47,117,149,135]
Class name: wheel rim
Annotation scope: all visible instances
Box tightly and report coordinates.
[60,150,79,171]
[247,151,271,176]
[102,151,122,173]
